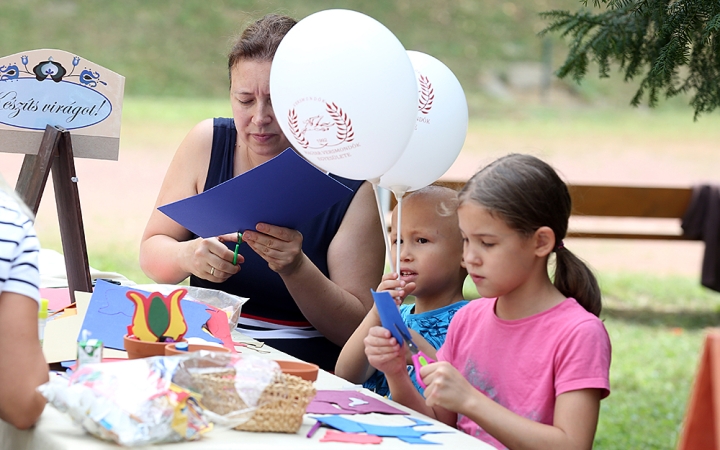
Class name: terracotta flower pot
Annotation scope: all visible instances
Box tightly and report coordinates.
[274,360,319,382]
[123,334,186,360]
[164,343,231,356]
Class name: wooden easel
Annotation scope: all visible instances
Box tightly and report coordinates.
[14,124,92,303]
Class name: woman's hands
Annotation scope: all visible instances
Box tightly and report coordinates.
[188,235,242,282]
[243,222,304,274]
[185,221,303,282]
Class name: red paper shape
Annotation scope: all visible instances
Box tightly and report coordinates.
[40,287,72,311]
[204,307,237,353]
[320,430,383,444]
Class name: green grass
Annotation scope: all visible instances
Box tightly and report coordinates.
[595,318,703,449]
[597,273,720,447]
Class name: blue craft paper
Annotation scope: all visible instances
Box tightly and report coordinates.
[372,289,411,345]
[360,423,427,438]
[79,280,221,350]
[312,416,365,433]
[158,148,354,238]
[310,415,449,443]
[398,436,440,445]
[408,417,433,427]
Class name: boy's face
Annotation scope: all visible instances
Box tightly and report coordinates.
[390,197,465,299]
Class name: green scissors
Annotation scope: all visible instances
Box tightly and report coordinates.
[233,231,243,265]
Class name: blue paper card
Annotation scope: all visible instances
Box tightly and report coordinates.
[158,149,354,238]
[372,289,411,346]
[310,415,448,443]
[79,280,221,350]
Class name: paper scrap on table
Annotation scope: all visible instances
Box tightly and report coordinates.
[79,280,222,350]
[310,415,448,445]
[307,390,407,415]
[158,148,354,238]
[43,292,90,363]
[320,430,383,444]
[372,289,411,345]
[40,287,72,311]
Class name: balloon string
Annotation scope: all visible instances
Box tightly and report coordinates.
[371,182,393,268]
[395,193,402,281]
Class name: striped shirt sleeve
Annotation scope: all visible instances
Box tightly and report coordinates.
[0,192,41,304]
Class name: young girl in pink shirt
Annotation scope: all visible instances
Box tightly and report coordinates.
[364,154,611,449]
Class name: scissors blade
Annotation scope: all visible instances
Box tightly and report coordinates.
[394,323,418,354]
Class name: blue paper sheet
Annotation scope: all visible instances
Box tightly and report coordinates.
[158,148,354,238]
[372,289,411,346]
[310,415,448,444]
[78,280,221,350]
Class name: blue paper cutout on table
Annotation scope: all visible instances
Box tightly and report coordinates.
[310,415,448,445]
[158,148,354,238]
[78,280,221,350]
[372,289,411,346]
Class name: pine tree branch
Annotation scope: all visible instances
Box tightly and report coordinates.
[541,0,720,119]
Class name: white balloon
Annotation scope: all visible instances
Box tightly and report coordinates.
[270,9,418,180]
[378,51,468,193]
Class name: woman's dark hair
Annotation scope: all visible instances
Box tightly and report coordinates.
[458,153,602,316]
[227,14,297,78]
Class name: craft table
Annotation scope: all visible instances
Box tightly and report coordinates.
[0,330,492,449]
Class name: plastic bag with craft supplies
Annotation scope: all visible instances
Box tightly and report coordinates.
[39,356,211,446]
[39,352,316,446]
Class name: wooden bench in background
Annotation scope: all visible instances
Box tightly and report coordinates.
[389,182,695,241]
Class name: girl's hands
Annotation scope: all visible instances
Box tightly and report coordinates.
[420,362,476,412]
[377,272,416,306]
[242,223,304,274]
[364,326,407,377]
[189,236,242,282]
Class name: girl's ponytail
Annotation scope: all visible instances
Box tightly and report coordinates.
[554,248,602,317]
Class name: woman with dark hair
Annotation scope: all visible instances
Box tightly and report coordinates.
[140,14,385,371]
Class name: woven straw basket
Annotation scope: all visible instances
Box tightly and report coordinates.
[191,369,316,433]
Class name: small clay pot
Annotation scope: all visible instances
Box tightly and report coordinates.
[123,334,186,360]
[165,343,231,356]
[275,359,319,382]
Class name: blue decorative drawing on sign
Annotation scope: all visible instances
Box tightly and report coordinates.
[1,54,108,88]
[0,65,19,81]
[79,69,107,87]
[0,53,113,130]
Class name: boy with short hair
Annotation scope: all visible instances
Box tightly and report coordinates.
[335,185,467,396]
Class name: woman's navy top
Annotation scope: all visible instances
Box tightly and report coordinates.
[190,118,363,371]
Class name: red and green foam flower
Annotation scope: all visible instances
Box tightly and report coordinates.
[126,288,188,342]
